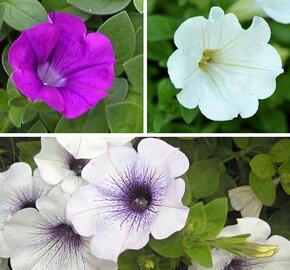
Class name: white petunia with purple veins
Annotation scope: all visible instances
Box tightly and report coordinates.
[3,193,117,270]
[67,138,190,262]
[0,163,52,258]
[34,138,92,194]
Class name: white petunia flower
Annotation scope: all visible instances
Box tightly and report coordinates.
[168,6,283,121]
[190,218,290,270]
[67,138,190,262]
[3,193,116,270]
[229,0,290,24]
[56,136,134,159]
[34,138,92,194]
[228,186,263,217]
[0,163,52,258]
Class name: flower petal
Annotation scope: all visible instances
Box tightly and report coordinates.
[34,86,64,112]
[218,217,271,242]
[90,224,150,262]
[261,0,290,24]
[0,231,11,258]
[12,70,43,101]
[151,178,189,239]
[8,23,57,70]
[137,138,190,178]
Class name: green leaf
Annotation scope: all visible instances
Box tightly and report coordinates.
[16,141,40,169]
[133,0,143,13]
[118,250,139,270]
[184,241,212,268]
[250,154,276,179]
[99,11,136,75]
[124,54,143,92]
[42,0,91,21]
[204,198,228,238]
[8,106,25,127]
[148,15,179,41]
[278,159,290,195]
[268,208,290,239]
[180,107,199,124]
[249,172,276,206]
[9,96,27,107]
[67,0,131,15]
[28,120,47,133]
[0,89,10,112]
[187,159,221,199]
[233,138,250,149]
[270,139,290,163]
[3,0,47,31]
[106,78,128,105]
[55,103,108,133]
[1,44,12,76]
[149,231,184,258]
[106,102,143,133]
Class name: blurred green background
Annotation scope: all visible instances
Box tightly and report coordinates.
[147,0,290,133]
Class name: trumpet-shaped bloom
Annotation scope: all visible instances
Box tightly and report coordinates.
[0,163,52,258]
[8,12,115,119]
[67,138,190,262]
[168,6,283,121]
[3,194,116,270]
[228,186,263,217]
[34,138,91,194]
[190,218,290,270]
[56,136,134,159]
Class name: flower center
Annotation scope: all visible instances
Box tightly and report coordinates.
[20,200,36,209]
[224,258,245,270]
[130,186,152,212]
[199,49,215,70]
[50,223,83,248]
[37,62,66,88]
[68,157,90,177]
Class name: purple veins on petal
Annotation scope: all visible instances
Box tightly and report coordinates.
[97,162,168,231]
[8,12,115,119]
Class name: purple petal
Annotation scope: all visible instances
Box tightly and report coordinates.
[61,88,107,119]
[35,86,64,112]
[12,70,43,101]
[48,12,86,38]
[8,23,57,70]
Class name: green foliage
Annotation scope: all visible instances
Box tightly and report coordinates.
[0,0,143,133]
[148,0,290,133]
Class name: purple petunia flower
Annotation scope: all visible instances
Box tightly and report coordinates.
[8,12,115,119]
[67,138,190,262]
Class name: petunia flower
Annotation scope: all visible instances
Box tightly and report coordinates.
[67,138,190,262]
[229,0,290,24]
[168,6,283,121]
[56,136,134,159]
[34,138,92,194]
[3,193,117,270]
[0,163,52,258]
[228,186,263,217]
[189,218,290,270]
[8,12,115,119]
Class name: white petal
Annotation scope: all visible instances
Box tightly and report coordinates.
[151,178,189,239]
[61,175,85,194]
[82,146,137,185]
[34,138,70,185]
[260,0,290,24]
[0,230,11,258]
[57,137,107,159]
[90,224,150,262]
[137,138,190,178]
[228,186,263,217]
[218,217,271,242]
[167,49,201,89]
[260,235,290,270]
[67,185,102,237]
